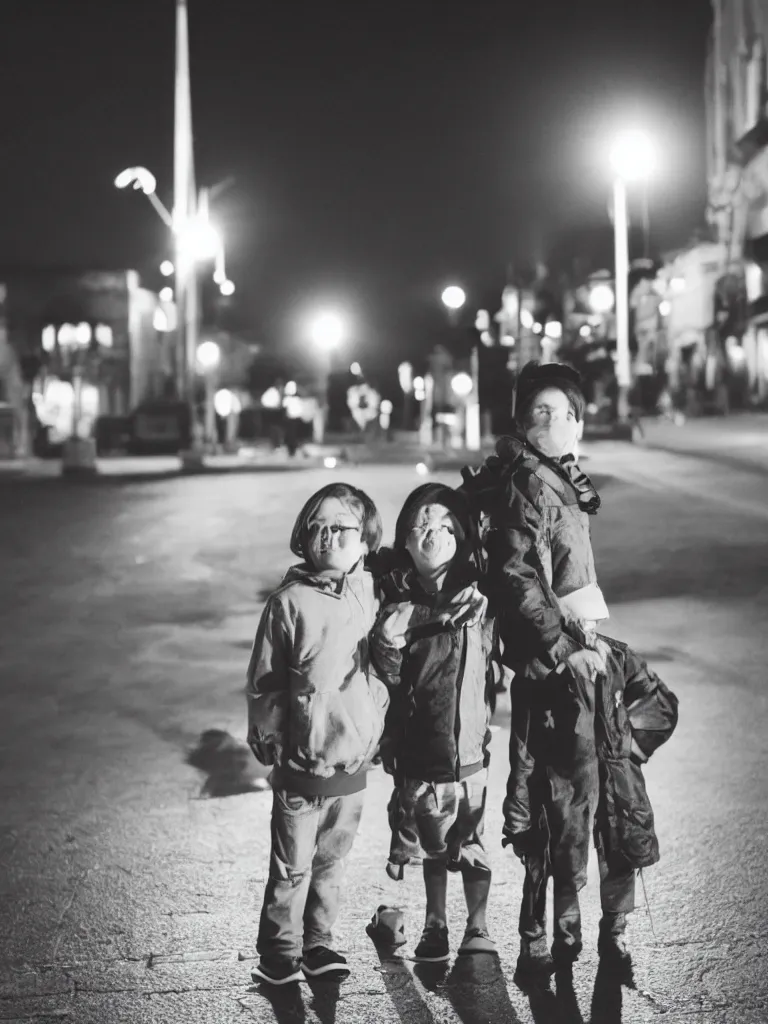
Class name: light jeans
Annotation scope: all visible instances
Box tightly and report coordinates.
[257,787,365,960]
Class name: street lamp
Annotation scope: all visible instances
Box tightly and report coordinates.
[196,340,221,448]
[441,284,479,451]
[308,311,346,443]
[441,285,466,311]
[609,129,654,422]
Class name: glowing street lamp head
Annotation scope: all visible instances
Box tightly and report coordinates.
[589,282,615,314]
[219,279,235,297]
[451,372,473,398]
[196,340,221,372]
[310,312,345,351]
[609,130,654,182]
[441,285,466,311]
[160,260,174,277]
[114,166,157,195]
[178,219,221,263]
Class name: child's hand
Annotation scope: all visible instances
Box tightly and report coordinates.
[376,603,416,649]
[440,585,488,629]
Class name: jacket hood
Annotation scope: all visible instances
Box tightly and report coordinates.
[461,429,601,516]
[367,546,478,606]
[280,559,366,595]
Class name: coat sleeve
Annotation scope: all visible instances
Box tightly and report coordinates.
[485,473,579,667]
[622,648,680,761]
[245,598,292,766]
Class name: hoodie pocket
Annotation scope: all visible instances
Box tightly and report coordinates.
[289,675,382,774]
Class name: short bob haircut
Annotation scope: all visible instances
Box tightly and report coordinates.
[289,482,383,562]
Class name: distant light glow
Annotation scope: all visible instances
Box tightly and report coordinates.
[533,322,543,334]
[670,277,686,293]
[380,399,393,415]
[214,388,241,417]
[42,325,56,352]
[544,320,562,339]
[74,322,92,346]
[451,372,473,398]
[416,462,430,476]
[284,380,298,396]
[610,130,654,182]
[350,361,362,376]
[153,308,169,332]
[220,279,235,297]
[160,260,174,277]
[520,309,534,329]
[196,340,221,371]
[324,456,338,469]
[579,324,592,338]
[441,285,466,311]
[659,300,671,317]
[310,311,345,351]
[589,283,615,313]
[261,387,281,409]
[160,286,173,303]
[94,324,113,347]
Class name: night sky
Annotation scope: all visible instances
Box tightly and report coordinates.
[0,0,712,388]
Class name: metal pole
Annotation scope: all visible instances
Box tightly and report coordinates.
[642,179,651,259]
[466,344,481,450]
[614,175,631,422]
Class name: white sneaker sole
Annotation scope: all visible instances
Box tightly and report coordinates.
[251,965,303,986]
[301,963,350,978]
[413,951,450,963]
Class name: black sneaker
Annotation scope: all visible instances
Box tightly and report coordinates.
[301,946,350,979]
[251,956,303,986]
[413,925,450,963]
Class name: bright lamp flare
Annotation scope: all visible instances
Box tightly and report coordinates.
[441,285,466,311]
[114,167,157,195]
[589,283,615,314]
[196,340,221,371]
[220,280,235,297]
[451,372,473,397]
[160,260,174,277]
[310,312,344,351]
[178,219,221,263]
[609,130,654,182]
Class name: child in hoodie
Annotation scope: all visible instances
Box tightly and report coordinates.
[370,484,496,963]
[246,482,389,986]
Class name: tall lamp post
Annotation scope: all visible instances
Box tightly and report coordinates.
[114,0,236,466]
[609,129,654,423]
[440,285,480,451]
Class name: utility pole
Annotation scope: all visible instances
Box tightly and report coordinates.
[173,0,198,425]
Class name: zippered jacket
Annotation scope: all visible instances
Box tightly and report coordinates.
[246,561,389,782]
[370,553,494,784]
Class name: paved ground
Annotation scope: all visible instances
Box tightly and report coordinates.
[0,438,767,1023]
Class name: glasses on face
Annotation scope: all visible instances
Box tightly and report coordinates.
[308,521,362,543]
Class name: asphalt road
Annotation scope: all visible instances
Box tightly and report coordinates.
[0,442,767,1024]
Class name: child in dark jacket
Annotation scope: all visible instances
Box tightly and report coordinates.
[246,483,390,986]
[370,483,497,963]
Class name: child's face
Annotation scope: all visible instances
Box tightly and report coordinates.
[524,387,580,459]
[405,503,459,580]
[306,497,368,574]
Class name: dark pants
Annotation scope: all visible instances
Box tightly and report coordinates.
[519,842,635,952]
[257,787,365,961]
